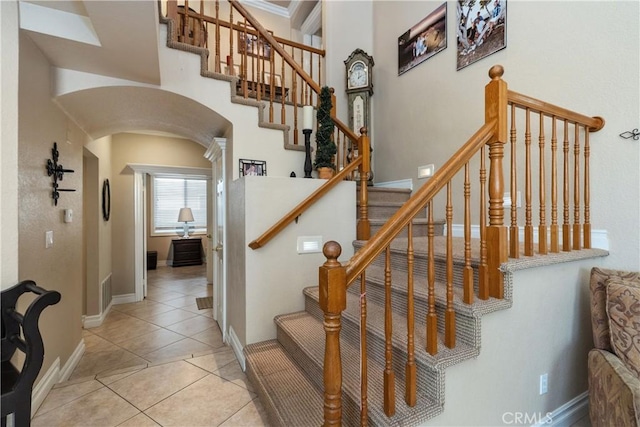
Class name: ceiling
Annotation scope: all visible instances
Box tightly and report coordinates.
[19,0,307,146]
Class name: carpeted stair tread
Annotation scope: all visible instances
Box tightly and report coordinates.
[244,340,323,427]
[303,287,480,370]
[275,311,443,426]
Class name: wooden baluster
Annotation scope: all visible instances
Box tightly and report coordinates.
[426,202,437,354]
[509,103,519,258]
[318,52,323,86]
[319,241,346,427]
[583,127,591,248]
[524,108,533,256]
[550,117,559,252]
[179,1,187,43]
[359,272,368,426]
[538,113,547,254]
[215,1,221,73]
[268,47,274,123]
[485,66,507,299]
[281,49,286,125]
[463,163,474,304]
[478,146,489,300]
[383,246,395,417]
[357,129,370,240]
[405,223,416,406]
[445,182,456,348]
[562,120,571,251]
[292,47,298,146]
[256,36,262,102]
[573,124,581,250]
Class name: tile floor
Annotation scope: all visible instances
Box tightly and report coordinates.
[32,265,270,427]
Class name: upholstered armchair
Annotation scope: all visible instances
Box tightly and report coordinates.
[588,267,640,427]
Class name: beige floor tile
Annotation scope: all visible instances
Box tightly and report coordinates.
[69,348,149,380]
[107,360,209,411]
[92,318,161,344]
[118,412,161,426]
[162,295,197,308]
[83,332,120,353]
[182,302,209,314]
[113,300,163,313]
[124,303,176,320]
[36,380,104,416]
[144,374,255,426]
[219,398,270,427]
[96,365,146,385]
[164,315,216,336]
[142,337,213,363]
[214,359,255,393]
[187,347,238,373]
[143,308,199,327]
[145,290,186,303]
[117,328,186,356]
[191,326,224,347]
[31,387,140,427]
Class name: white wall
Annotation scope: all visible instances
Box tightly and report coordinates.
[369,1,639,271]
[228,176,356,346]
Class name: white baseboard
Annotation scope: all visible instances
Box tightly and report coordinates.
[60,339,85,382]
[374,178,413,191]
[82,300,113,329]
[31,338,85,417]
[228,326,245,371]
[112,293,137,305]
[532,391,589,427]
[449,224,609,250]
[31,357,60,417]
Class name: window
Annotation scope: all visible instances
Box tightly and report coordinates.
[152,176,207,235]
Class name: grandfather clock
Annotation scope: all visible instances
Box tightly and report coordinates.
[345,49,374,182]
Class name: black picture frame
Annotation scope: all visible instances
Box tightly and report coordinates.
[239,159,267,177]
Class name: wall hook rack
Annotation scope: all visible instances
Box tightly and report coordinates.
[46,142,75,206]
[619,128,639,141]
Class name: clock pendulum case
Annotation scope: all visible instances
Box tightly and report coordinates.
[345,48,374,182]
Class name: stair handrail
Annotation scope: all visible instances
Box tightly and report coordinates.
[249,126,370,249]
[318,65,606,426]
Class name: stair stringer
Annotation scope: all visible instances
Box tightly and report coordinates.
[161,16,305,154]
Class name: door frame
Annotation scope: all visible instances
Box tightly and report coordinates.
[205,138,227,341]
[129,163,212,304]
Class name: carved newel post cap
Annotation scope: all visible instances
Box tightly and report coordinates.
[323,241,342,264]
[360,127,368,136]
[488,65,504,80]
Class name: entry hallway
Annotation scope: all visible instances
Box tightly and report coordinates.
[32,265,270,426]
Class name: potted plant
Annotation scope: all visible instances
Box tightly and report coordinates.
[313,86,336,179]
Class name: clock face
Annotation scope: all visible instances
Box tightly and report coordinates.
[348,61,368,89]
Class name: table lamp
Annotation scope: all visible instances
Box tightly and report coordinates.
[178,207,194,238]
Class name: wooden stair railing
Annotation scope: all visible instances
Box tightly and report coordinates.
[319,65,604,426]
[166,0,326,145]
[165,1,370,248]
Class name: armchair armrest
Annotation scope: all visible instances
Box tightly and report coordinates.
[588,349,640,427]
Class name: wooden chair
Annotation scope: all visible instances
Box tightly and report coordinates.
[1,281,61,427]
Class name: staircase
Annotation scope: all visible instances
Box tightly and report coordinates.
[245,187,504,426]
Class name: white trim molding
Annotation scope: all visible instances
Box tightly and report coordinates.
[83,300,113,328]
[112,293,137,305]
[239,0,289,18]
[228,326,245,371]
[532,391,588,427]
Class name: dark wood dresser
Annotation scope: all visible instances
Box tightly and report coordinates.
[172,238,202,267]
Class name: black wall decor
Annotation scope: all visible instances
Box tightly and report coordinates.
[46,142,75,206]
[102,179,111,221]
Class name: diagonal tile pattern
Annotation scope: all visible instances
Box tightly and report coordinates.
[32,265,269,427]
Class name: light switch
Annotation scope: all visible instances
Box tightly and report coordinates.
[297,236,322,254]
[64,209,73,223]
[45,231,53,248]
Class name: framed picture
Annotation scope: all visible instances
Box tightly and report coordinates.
[237,23,272,59]
[456,0,507,70]
[263,71,282,87]
[240,159,267,177]
[398,3,447,76]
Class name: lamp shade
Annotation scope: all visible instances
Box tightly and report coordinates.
[178,207,194,223]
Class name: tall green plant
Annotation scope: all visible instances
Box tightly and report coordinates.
[313,86,336,170]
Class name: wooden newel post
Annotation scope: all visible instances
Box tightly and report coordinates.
[319,241,347,427]
[357,128,371,241]
[485,65,508,299]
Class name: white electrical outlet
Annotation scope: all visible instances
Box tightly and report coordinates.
[539,373,548,395]
[45,231,54,249]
